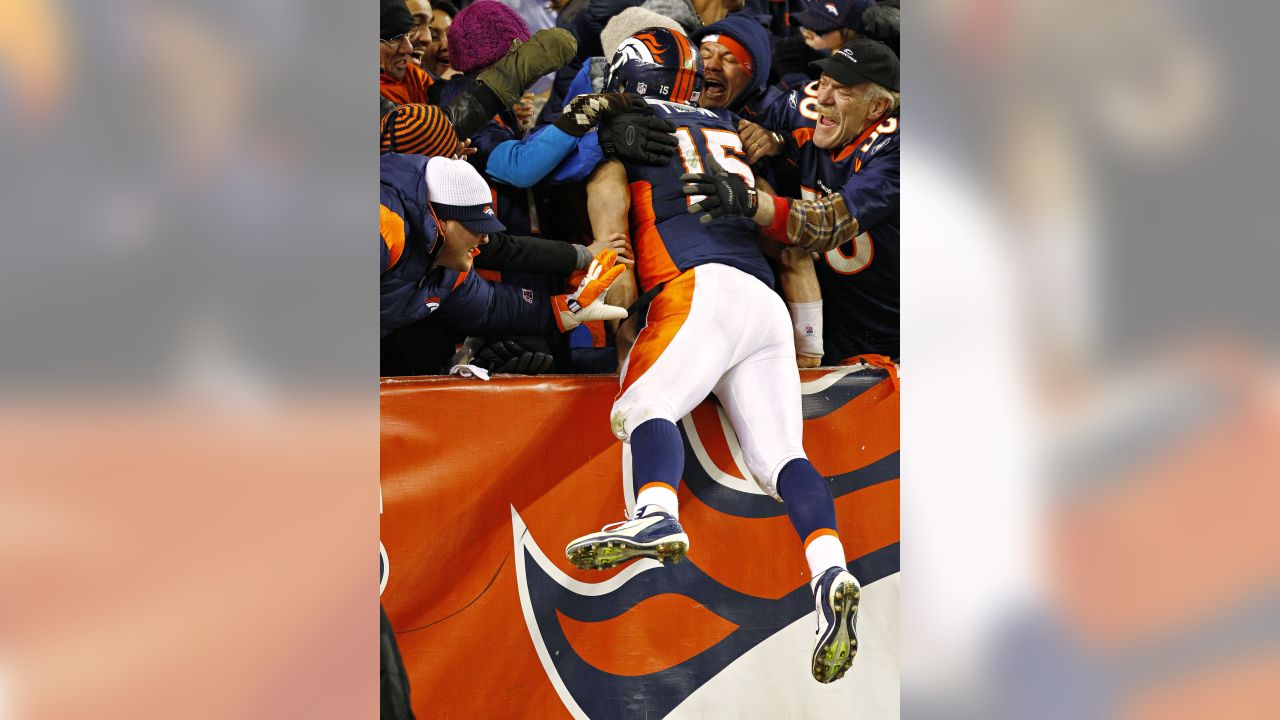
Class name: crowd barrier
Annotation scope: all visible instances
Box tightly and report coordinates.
[380,366,900,718]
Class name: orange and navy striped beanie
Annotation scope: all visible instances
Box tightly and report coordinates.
[380,103,458,157]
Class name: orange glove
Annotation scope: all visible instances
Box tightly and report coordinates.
[552,249,629,332]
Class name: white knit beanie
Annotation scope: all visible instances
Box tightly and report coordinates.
[425,157,505,233]
[602,8,685,64]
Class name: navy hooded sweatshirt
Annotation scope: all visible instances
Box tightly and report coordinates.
[690,13,783,122]
[380,153,556,339]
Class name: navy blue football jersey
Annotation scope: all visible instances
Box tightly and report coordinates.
[756,78,821,134]
[623,99,775,291]
[793,113,901,361]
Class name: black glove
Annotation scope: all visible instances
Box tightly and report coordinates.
[442,80,504,142]
[472,339,554,374]
[554,92,651,137]
[680,154,759,224]
[599,113,679,166]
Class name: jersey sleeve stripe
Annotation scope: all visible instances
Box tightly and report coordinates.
[628,180,683,291]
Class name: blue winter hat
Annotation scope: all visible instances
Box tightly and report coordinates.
[793,0,874,35]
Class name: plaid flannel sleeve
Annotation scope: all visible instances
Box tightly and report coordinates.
[785,193,859,253]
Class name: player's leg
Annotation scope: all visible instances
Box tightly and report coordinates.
[715,358,855,586]
[630,418,683,519]
[563,417,688,570]
[566,269,734,570]
[713,280,849,582]
[713,279,860,683]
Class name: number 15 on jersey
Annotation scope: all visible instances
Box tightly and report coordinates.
[675,127,755,207]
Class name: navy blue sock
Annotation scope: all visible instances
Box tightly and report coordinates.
[630,418,685,499]
[776,458,838,543]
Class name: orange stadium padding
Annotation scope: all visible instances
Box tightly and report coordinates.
[380,367,900,718]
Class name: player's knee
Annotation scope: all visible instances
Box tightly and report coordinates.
[746,451,808,500]
[610,400,678,441]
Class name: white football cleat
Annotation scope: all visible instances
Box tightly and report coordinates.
[811,566,861,683]
[565,506,689,570]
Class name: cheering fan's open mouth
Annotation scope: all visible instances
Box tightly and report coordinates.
[703,78,727,102]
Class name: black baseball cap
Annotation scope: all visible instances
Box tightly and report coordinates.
[810,38,899,92]
[381,0,415,41]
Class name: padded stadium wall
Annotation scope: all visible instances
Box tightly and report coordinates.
[380,367,900,718]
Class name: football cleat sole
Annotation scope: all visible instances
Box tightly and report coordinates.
[565,536,689,570]
[812,578,860,683]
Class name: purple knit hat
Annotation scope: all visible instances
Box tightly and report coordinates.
[447,0,533,74]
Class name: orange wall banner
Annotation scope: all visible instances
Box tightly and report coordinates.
[380,366,900,718]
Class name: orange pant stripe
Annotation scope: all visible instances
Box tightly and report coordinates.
[803,528,839,550]
[618,269,696,398]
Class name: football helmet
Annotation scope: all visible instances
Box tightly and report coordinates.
[604,27,704,106]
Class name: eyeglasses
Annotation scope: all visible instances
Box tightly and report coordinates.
[381,31,414,47]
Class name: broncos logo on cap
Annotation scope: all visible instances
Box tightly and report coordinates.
[824,2,840,15]
[514,366,900,717]
[608,27,703,105]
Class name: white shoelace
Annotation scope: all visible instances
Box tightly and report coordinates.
[598,505,659,532]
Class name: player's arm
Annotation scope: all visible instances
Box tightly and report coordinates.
[755,177,823,368]
[586,159,632,255]
[582,160,637,268]
[586,159,640,361]
[779,247,824,367]
[681,157,859,254]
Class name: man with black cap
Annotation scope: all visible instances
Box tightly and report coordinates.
[680,38,901,365]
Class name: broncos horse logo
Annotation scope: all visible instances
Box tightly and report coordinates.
[379,365,898,718]
[513,366,900,718]
[607,28,701,105]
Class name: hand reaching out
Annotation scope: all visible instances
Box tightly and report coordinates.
[587,233,634,266]
[552,249,629,332]
[513,93,537,131]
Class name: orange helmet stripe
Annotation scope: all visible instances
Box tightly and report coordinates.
[672,32,692,102]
